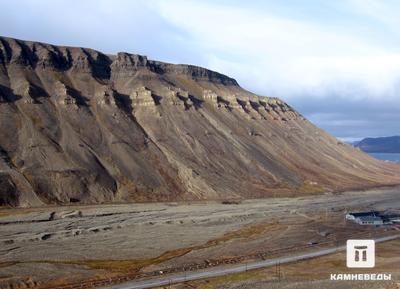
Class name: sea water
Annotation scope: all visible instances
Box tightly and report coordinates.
[368,153,400,163]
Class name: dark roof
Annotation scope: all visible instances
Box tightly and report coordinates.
[348,211,380,217]
[357,216,382,221]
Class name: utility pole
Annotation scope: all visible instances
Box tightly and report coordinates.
[275,261,281,282]
[279,261,281,282]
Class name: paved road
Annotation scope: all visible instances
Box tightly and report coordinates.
[103,234,400,289]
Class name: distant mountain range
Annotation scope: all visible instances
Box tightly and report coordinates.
[356,136,400,153]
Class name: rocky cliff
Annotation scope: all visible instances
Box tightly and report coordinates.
[1,36,399,207]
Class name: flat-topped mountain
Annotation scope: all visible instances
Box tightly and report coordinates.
[356,136,400,153]
[1,36,399,207]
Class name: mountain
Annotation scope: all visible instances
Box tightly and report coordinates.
[347,140,361,146]
[356,136,400,153]
[0,36,399,207]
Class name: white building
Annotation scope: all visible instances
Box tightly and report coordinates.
[346,212,383,225]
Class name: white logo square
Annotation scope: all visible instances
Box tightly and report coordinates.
[346,239,375,268]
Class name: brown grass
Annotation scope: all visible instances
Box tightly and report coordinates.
[295,181,326,195]
[186,269,270,289]
[86,221,280,272]
[22,221,285,274]
[2,221,286,289]
[203,221,284,247]
[0,208,34,218]
[180,239,400,289]
[0,261,18,268]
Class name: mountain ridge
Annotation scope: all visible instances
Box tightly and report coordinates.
[356,136,400,153]
[0,36,238,85]
[1,36,399,207]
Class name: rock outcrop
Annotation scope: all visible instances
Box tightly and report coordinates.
[0,36,399,207]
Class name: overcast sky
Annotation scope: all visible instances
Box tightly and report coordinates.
[2,0,400,141]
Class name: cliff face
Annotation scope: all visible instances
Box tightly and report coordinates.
[1,36,399,207]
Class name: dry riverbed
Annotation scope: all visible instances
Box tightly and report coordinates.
[0,187,399,288]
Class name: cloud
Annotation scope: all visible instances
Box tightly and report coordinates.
[151,0,400,138]
[296,95,400,140]
[0,0,182,58]
[347,0,400,28]
[152,0,400,97]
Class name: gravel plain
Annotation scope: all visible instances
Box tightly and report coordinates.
[0,187,399,288]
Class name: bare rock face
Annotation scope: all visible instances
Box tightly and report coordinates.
[0,174,18,206]
[0,36,399,207]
